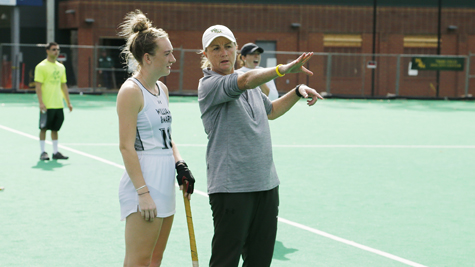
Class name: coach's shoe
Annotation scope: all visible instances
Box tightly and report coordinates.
[40,152,50,161]
[52,152,69,160]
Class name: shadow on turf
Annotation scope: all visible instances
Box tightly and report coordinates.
[273,240,298,261]
[32,160,68,171]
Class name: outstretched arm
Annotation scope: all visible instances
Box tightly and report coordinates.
[237,52,314,91]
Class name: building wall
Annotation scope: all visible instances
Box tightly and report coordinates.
[58,1,475,97]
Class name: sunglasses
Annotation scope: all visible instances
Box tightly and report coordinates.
[50,48,60,51]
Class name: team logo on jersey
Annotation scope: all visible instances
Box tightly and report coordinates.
[52,69,61,82]
[156,108,170,115]
[156,108,171,123]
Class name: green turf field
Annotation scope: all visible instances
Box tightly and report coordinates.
[1,94,474,267]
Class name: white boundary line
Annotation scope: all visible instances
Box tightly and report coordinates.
[278,217,427,267]
[1,124,427,267]
[61,143,475,149]
[0,125,125,169]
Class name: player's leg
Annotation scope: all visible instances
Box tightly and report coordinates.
[50,108,60,144]
[50,109,63,141]
[209,192,255,267]
[39,128,49,160]
[150,215,174,267]
[39,129,47,140]
[39,128,47,149]
[51,130,58,141]
[242,186,279,267]
[124,212,164,267]
[51,130,61,158]
[39,110,49,160]
[50,109,68,159]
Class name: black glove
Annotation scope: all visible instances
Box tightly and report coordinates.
[175,160,195,194]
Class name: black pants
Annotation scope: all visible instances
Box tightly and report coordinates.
[209,186,279,267]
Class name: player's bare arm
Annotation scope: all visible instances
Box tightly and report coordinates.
[61,83,73,112]
[35,82,46,112]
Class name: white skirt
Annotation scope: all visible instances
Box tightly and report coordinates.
[119,151,176,221]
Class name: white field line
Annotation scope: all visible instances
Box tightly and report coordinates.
[1,124,427,267]
[278,217,427,267]
[0,125,125,169]
[61,143,475,149]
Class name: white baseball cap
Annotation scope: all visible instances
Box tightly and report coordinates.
[202,25,236,50]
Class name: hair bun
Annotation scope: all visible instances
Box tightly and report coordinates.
[132,13,151,33]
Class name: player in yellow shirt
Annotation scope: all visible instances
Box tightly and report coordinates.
[35,42,73,160]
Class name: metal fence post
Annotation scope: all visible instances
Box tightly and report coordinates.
[464,53,470,97]
[179,47,184,93]
[326,53,332,94]
[92,45,98,92]
[395,55,401,96]
[0,44,3,88]
[361,55,366,96]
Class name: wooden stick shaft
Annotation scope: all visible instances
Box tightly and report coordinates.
[184,194,199,266]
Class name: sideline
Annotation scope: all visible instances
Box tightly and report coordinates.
[1,124,427,267]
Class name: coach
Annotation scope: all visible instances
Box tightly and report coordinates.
[198,25,323,267]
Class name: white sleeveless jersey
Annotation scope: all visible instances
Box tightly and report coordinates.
[131,77,173,154]
[119,78,176,220]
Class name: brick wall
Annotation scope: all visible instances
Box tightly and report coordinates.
[58,1,475,97]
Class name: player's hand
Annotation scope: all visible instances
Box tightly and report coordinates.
[68,103,73,112]
[280,52,314,76]
[138,192,157,222]
[39,103,46,113]
[176,161,195,200]
[297,85,324,106]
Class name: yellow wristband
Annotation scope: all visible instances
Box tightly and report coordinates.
[275,64,285,77]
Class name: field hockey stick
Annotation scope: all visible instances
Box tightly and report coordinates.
[183,191,199,267]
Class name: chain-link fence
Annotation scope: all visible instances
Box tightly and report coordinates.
[0,44,128,93]
[1,43,473,99]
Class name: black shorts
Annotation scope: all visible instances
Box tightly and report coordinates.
[39,108,64,131]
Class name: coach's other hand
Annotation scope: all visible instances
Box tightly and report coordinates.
[176,160,195,199]
[297,84,324,106]
[279,52,314,76]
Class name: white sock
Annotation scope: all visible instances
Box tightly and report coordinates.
[40,140,46,153]
[52,140,58,154]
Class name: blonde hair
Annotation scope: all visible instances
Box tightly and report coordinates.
[236,53,245,69]
[199,49,211,69]
[118,10,168,74]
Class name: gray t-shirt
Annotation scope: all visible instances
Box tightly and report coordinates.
[198,68,280,194]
